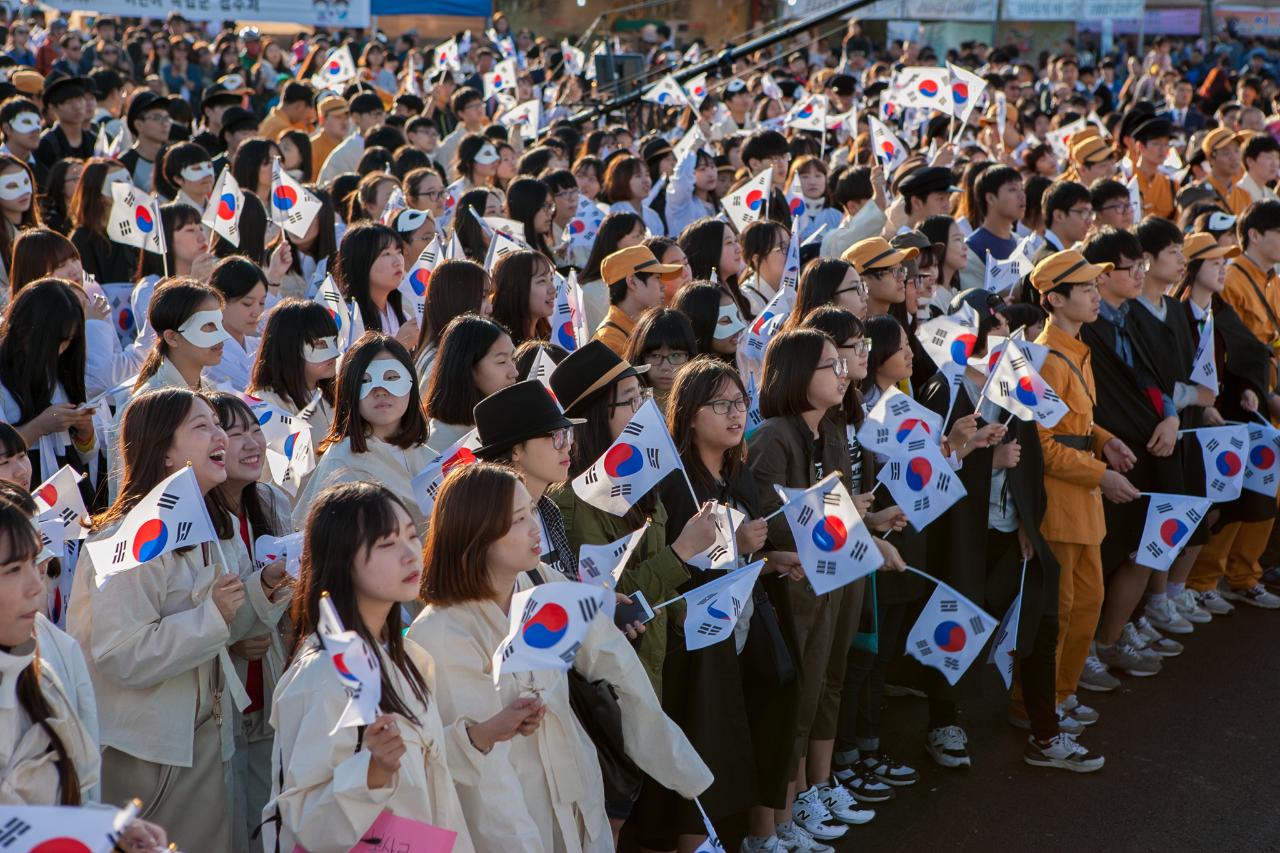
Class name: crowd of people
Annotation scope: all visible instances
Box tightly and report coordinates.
[2,5,1280,853]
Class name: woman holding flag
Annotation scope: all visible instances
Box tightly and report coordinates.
[247,298,339,453]
[68,387,252,852]
[69,158,141,289]
[411,462,712,852]
[130,202,217,349]
[334,222,419,349]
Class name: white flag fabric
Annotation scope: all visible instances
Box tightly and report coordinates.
[946,61,987,125]
[265,426,316,497]
[313,275,362,350]
[483,229,525,273]
[578,521,650,619]
[107,183,165,255]
[971,334,1050,377]
[0,803,135,853]
[888,66,953,113]
[85,467,217,585]
[550,270,587,352]
[693,797,726,853]
[492,580,608,684]
[1126,174,1144,223]
[201,167,244,247]
[642,73,689,107]
[572,399,683,516]
[685,72,710,108]
[1189,311,1218,390]
[34,465,89,541]
[439,177,468,233]
[567,195,608,256]
[736,284,793,380]
[786,93,828,132]
[686,503,745,572]
[270,158,322,239]
[779,218,802,293]
[982,249,1030,294]
[868,116,909,175]
[987,588,1021,689]
[982,337,1069,427]
[398,236,440,327]
[1138,492,1210,572]
[499,98,542,140]
[745,372,765,438]
[785,173,807,221]
[758,72,784,100]
[857,386,944,454]
[1197,425,1249,501]
[776,476,883,594]
[107,124,132,159]
[434,38,461,71]
[560,40,585,76]
[915,313,979,371]
[721,167,772,234]
[254,531,305,578]
[525,346,560,402]
[311,45,357,89]
[682,560,764,651]
[411,428,481,519]
[905,576,998,686]
[317,594,382,734]
[1045,117,1088,160]
[94,123,110,157]
[483,58,518,99]
[1244,421,1280,498]
[876,424,968,531]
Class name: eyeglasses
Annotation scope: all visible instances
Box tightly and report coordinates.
[1067,206,1095,219]
[416,187,444,200]
[836,283,867,297]
[1098,202,1129,214]
[541,202,556,214]
[643,350,690,367]
[545,427,573,450]
[817,357,849,377]
[554,188,579,201]
[907,275,930,290]
[845,337,873,355]
[142,112,172,124]
[1115,259,1150,274]
[608,387,652,412]
[868,265,906,280]
[703,397,748,415]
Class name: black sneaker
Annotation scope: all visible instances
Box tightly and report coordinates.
[857,751,919,786]
[832,762,895,802]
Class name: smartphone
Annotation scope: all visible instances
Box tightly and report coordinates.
[614,589,655,630]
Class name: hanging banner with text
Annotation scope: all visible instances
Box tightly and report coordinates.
[74,0,370,29]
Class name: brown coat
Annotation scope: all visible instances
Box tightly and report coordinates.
[1034,317,1116,545]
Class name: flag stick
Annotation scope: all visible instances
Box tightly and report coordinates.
[680,466,700,508]
[903,564,941,585]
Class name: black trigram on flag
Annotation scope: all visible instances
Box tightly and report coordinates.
[1156,501,1173,513]
[646,448,661,467]
[944,657,960,671]
[929,328,948,346]
[579,597,601,622]
[580,557,600,579]
[610,484,632,498]
[1187,507,1203,523]
[797,505,814,526]
[1145,541,1164,559]
[940,599,959,613]
[914,638,932,656]
[621,422,645,437]
[913,496,931,512]
[112,541,127,564]
[968,615,988,635]
[322,291,341,307]
[1009,355,1026,370]
[558,641,582,663]
[501,642,516,661]
[823,491,842,508]
[888,461,902,479]
[888,399,911,416]
[746,336,764,353]
[816,559,837,575]
[998,380,1011,396]
[175,521,193,543]
[117,219,134,237]
[0,816,31,846]
[707,545,727,562]
[521,598,537,623]
[907,438,927,452]
[154,492,177,511]
[850,540,868,561]
[584,468,599,485]
[696,623,724,637]
[875,428,890,444]
[287,210,305,226]
[1230,436,1245,450]
[936,473,952,491]
[58,506,77,527]
[1205,437,1220,453]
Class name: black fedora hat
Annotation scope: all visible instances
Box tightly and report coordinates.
[473,380,585,459]
[549,340,649,418]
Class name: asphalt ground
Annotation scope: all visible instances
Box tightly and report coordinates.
[839,601,1280,852]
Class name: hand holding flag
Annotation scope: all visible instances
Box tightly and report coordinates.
[317,593,382,734]
[202,168,244,248]
[492,580,608,684]
[572,398,683,516]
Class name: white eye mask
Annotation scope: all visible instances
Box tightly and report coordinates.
[178,309,231,348]
[180,161,215,182]
[714,302,746,340]
[473,143,500,165]
[394,208,431,234]
[303,336,339,363]
[100,168,131,197]
[360,357,414,399]
[0,172,31,201]
[8,112,39,134]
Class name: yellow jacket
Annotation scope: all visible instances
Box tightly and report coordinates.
[592,304,636,358]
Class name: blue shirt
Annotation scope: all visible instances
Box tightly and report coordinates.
[966,227,1018,263]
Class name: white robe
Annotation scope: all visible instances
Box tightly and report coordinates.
[290,435,435,534]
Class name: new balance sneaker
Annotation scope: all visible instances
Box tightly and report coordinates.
[1077,654,1121,692]
[1060,694,1099,726]
[1121,623,1163,664]
[775,821,834,853]
[1007,708,1082,735]
[925,725,971,768]
[818,780,876,825]
[1196,589,1234,615]
[1096,639,1162,677]
[857,751,919,786]
[1173,588,1212,624]
[1023,734,1105,773]
[1221,584,1280,610]
[792,788,848,841]
[740,835,782,853]
[1143,598,1194,634]
[1135,616,1184,657]
[832,762,894,803]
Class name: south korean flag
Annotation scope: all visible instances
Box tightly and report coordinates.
[686,503,745,572]
[982,337,1068,427]
[1137,492,1210,572]
[572,399,684,516]
[681,560,764,651]
[412,429,482,519]
[857,386,944,454]
[492,580,609,684]
[1243,421,1280,498]
[876,424,968,531]
[577,521,650,617]
[1197,425,1249,501]
[776,473,883,595]
[905,575,998,686]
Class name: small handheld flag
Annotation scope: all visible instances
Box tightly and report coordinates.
[317,593,382,734]
[254,531,305,578]
[1137,492,1210,572]
[875,424,968,531]
[642,73,690,108]
[905,570,998,686]
[202,167,244,248]
[107,183,166,256]
[857,386,944,454]
[776,476,883,594]
[572,399,683,516]
[1197,425,1248,501]
[721,167,772,234]
[270,158,322,239]
[34,465,89,541]
[412,429,482,519]
[987,559,1025,689]
[492,580,608,684]
[680,560,764,651]
[310,45,357,89]
[868,116,909,175]
[946,61,987,127]
[1188,311,1218,390]
[1244,421,1280,498]
[398,235,441,327]
[686,503,745,572]
[915,313,979,371]
[982,337,1069,427]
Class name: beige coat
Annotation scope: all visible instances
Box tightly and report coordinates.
[291,436,435,534]
[408,570,713,853]
[67,526,266,767]
[263,638,476,853]
[821,200,888,260]
[0,644,100,804]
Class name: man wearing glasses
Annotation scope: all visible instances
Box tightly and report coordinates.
[120,91,174,194]
[1035,180,1095,263]
[593,246,682,357]
[843,236,919,316]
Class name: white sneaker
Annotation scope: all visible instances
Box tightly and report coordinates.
[775,820,836,852]
[1077,654,1121,692]
[925,725,971,768]
[1143,598,1194,634]
[1173,588,1212,623]
[1121,623,1162,664]
[818,780,875,825]
[740,836,782,853]
[1135,616,1184,657]
[1024,733,1105,772]
[1221,584,1280,609]
[1055,705,1086,735]
[1060,694,1099,725]
[792,788,848,841]
[1196,589,1234,615]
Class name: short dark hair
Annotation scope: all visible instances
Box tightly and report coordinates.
[1134,216,1183,257]
[1240,200,1280,251]
[1083,225,1144,266]
[281,81,315,106]
[831,165,873,208]
[1244,132,1280,165]
[976,165,1021,220]
[0,96,39,129]
[740,129,788,167]
[349,92,384,116]
[1089,178,1130,210]
[1043,180,1092,229]
[406,116,436,136]
[450,87,482,115]
[759,328,832,419]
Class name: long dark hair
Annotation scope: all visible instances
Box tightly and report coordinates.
[666,356,747,493]
[490,250,552,345]
[416,259,490,354]
[334,223,406,333]
[759,327,830,419]
[581,211,642,282]
[281,130,314,186]
[212,192,269,265]
[679,217,749,316]
[862,313,906,395]
[790,257,854,329]
[292,481,429,723]
[672,281,724,357]
[205,392,280,541]
[39,157,83,235]
[0,154,39,269]
[326,332,428,453]
[138,202,203,279]
[423,315,509,426]
[455,188,493,263]
[135,279,223,388]
[800,305,866,427]
[250,299,339,410]
[8,228,79,299]
[0,279,86,423]
[231,137,279,199]
[69,157,124,236]
[505,177,555,259]
[567,370,655,527]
